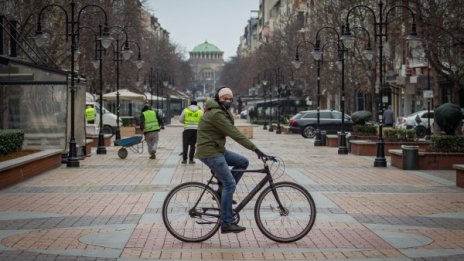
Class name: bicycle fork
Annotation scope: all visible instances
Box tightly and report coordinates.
[269,180,289,216]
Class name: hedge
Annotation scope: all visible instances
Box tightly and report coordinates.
[0,129,24,156]
[430,135,464,153]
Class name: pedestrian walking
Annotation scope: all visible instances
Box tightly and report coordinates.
[195,87,267,234]
[85,104,96,124]
[383,105,395,127]
[179,100,202,164]
[140,103,163,159]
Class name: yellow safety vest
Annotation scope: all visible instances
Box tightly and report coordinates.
[184,108,201,128]
[143,110,160,132]
[86,107,96,121]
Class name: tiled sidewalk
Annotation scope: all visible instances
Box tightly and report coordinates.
[0,121,463,261]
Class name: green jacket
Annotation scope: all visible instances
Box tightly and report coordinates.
[195,99,257,159]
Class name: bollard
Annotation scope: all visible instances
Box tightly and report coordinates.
[320,131,327,146]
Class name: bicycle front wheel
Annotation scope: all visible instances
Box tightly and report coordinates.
[255,182,316,243]
[162,182,220,242]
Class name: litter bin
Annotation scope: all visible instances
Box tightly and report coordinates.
[320,131,327,146]
[402,145,418,170]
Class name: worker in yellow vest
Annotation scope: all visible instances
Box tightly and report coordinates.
[179,100,203,164]
[85,105,96,124]
[140,103,162,159]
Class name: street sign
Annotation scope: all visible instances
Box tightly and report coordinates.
[382,96,388,103]
[423,90,433,99]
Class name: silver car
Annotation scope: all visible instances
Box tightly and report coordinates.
[397,110,434,138]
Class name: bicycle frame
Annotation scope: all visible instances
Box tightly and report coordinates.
[191,159,286,219]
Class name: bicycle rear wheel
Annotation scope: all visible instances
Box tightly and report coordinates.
[255,182,316,243]
[162,182,220,242]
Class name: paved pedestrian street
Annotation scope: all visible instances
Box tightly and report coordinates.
[0,121,463,261]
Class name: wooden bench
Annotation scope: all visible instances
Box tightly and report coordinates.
[453,164,464,188]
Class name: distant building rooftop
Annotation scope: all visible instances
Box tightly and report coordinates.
[191,41,222,53]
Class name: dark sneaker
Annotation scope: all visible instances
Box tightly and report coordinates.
[181,160,187,164]
[149,154,156,159]
[221,223,246,234]
[189,160,196,164]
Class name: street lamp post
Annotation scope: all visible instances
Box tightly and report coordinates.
[33,0,113,167]
[84,25,109,155]
[426,61,432,139]
[262,76,268,130]
[342,0,420,166]
[164,77,172,125]
[311,26,350,153]
[110,27,144,141]
[293,40,325,146]
[151,69,167,111]
[113,34,129,141]
[149,68,154,107]
[151,69,170,128]
[336,46,348,154]
[268,79,274,132]
[276,84,283,134]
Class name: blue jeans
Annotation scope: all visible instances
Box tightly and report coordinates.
[200,150,249,224]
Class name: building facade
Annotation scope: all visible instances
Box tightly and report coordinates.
[189,41,224,100]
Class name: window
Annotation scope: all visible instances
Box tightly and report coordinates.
[302,112,316,118]
[320,112,331,118]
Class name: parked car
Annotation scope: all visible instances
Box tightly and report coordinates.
[288,110,353,138]
[397,110,434,138]
[240,110,248,119]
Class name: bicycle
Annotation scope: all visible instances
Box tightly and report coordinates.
[162,155,316,243]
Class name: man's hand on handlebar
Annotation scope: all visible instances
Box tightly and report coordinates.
[254,148,276,161]
[254,148,266,159]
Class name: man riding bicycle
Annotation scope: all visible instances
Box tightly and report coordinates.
[195,87,266,234]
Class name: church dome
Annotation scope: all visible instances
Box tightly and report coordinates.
[192,41,221,53]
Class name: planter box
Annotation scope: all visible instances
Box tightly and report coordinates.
[85,134,112,147]
[120,126,136,138]
[390,149,464,170]
[327,135,338,147]
[236,125,253,139]
[454,164,464,188]
[0,149,62,189]
[350,140,430,156]
[269,124,296,135]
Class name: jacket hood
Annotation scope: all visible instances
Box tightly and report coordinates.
[205,99,221,110]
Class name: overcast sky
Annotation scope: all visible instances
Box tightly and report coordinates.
[145,0,260,61]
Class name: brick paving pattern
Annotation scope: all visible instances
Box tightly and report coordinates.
[0,120,463,260]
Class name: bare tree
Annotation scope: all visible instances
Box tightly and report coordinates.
[413,0,464,105]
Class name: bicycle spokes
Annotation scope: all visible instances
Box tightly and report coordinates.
[255,182,316,243]
[162,182,221,242]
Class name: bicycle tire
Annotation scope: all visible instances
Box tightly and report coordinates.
[162,182,220,242]
[254,182,316,243]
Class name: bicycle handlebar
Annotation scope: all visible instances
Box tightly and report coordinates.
[259,154,277,163]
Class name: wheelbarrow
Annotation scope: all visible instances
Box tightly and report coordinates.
[114,135,144,159]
